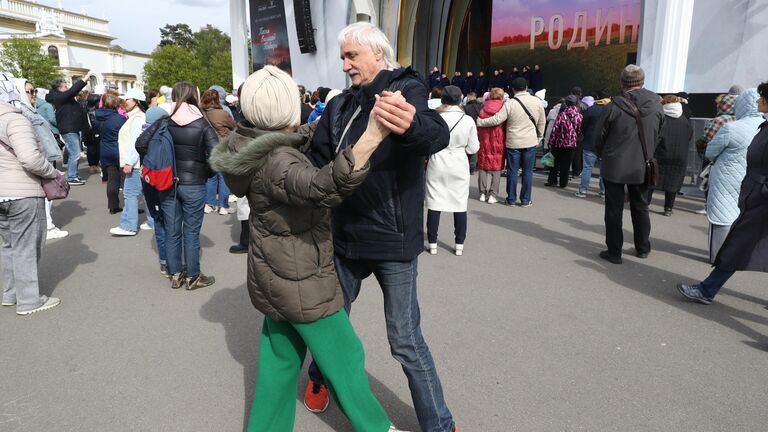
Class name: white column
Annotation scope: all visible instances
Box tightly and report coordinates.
[230,0,250,91]
[639,0,695,93]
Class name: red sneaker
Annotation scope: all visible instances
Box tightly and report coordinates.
[303,378,329,413]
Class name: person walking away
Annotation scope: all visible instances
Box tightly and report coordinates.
[545,95,583,188]
[702,89,763,263]
[139,107,170,275]
[305,22,458,432]
[677,82,768,304]
[477,77,545,207]
[425,86,479,256]
[137,82,218,290]
[210,65,406,432]
[45,73,91,185]
[10,76,68,240]
[82,91,102,175]
[200,89,235,215]
[476,87,506,203]
[94,93,127,214]
[0,99,61,315]
[575,90,610,198]
[110,89,147,236]
[647,95,694,216]
[595,65,664,264]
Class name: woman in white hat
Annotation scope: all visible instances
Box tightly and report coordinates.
[110,88,147,236]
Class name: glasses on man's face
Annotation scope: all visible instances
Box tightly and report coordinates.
[25,89,37,95]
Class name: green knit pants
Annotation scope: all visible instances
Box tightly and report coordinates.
[246,310,391,432]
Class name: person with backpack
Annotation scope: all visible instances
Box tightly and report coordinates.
[110,89,147,236]
[136,82,218,290]
[138,107,170,275]
[94,93,127,214]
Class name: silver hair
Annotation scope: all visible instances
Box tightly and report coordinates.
[337,22,400,70]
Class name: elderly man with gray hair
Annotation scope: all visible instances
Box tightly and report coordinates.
[595,65,664,264]
[306,22,457,432]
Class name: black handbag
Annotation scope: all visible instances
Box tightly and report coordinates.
[620,93,658,187]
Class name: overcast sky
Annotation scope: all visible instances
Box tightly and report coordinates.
[38,0,232,53]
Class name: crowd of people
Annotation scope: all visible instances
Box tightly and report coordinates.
[1,19,767,432]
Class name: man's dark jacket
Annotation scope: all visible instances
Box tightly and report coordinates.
[581,102,609,153]
[475,75,489,94]
[45,79,87,135]
[464,100,482,122]
[307,67,449,261]
[595,88,664,185]
[464,76,477,95]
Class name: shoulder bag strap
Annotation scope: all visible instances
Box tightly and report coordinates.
[335,105,362,155]
[448,113,465,133]
[512,96,541,137]
[620,93,650,162]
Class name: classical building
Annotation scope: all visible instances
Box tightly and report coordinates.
[0,0,149,91]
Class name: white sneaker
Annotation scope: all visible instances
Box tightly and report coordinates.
[428,243,437,255]
[479,193,486,202]
[140,223,153,231]
[487,195,498,204]
[46,227,69,240]
[17,295,60,315]
[218,207,231,215]
[228,194,237,203]
[110,227,137,236]
[455,244,464,256]
[204,204,215,214]
[695,207,707,215]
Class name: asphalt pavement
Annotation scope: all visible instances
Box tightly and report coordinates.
[1,168,767,432]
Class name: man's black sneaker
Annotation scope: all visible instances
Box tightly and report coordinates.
[676,283,713,305]
[187,274,215,290]
[229,244,248,254]
[67,177,85,186]
[636,252,649,259]
[599,250,623,264]
[109,208,123,215]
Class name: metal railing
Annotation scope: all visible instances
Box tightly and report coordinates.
[0,0,110,35]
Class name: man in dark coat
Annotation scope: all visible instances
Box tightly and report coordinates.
[428,66,441,90]
[305,22,457,432]
[439,73,450,88]
[530,64,544,93]
[595,65,664,264]
[46,72,91,184]
[677,83,768,304]
[451,71,465,94]
[475,70,489,94]
[464,71,477,96]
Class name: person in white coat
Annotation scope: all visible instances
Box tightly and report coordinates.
[425,86,480,256]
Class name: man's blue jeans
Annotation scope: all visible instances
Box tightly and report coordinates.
[119,169,142,231]
[579,150,605,194]
[159,184,206,277]
[62,132,81,180]
[205,173,230,209]
[310,256,454,432]
[698,268,736,299]
[505,146,537,205]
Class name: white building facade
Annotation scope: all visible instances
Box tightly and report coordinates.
[0,0,149,91]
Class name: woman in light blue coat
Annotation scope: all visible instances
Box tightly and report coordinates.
[705,88,763,262]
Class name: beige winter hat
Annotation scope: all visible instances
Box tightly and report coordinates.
[240,65,300,131]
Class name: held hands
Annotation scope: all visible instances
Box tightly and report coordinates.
[122,165,132,175]
[372,90,416,135]
[364,95,392,143]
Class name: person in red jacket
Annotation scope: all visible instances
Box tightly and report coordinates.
[476,87,506,203]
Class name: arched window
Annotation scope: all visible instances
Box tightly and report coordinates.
[47,45,59,65]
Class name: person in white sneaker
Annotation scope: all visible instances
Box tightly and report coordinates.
[0,92,61,315]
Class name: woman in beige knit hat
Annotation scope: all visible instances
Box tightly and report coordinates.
[210,65,405,432]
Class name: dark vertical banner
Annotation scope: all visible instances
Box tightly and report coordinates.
[250,0,292,73]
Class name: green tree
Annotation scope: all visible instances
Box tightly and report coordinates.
[159,24,196,51]
[143,45,202,91]
[0,37,61,88]
[193,25,233,90]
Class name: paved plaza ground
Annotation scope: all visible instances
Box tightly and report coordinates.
[2,168,767,432]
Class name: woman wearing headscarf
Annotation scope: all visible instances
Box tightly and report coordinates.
[109,89,147,236]
[546,95,583,188]
[678,83,768,304]
[425,85,480,256]
[0,79,61,315]
[94,92,127,214]
[9,75,68,240]
[475,87,506,204]
[200,88,236,215]
[209,66,403,432]
[647,95,693,216]
[703,88,763,263]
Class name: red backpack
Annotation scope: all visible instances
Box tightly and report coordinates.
[141,121,177,191]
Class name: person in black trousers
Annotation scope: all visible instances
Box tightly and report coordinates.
[546,95,582,188]
[595,65,664,264]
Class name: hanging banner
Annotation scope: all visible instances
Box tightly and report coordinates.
[250,0,292,73]
[491,0,641,96]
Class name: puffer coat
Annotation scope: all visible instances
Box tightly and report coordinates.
[209,123,369,323]
[706,89,763,226]
[476,99,505,171]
